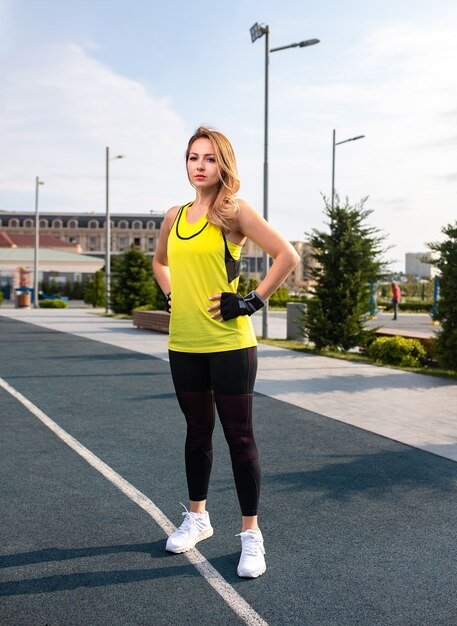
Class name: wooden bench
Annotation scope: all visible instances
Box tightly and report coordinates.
[133,310,170,334]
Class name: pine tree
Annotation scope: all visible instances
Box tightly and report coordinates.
[110,246,157,314]
[84,270,106,308]
[428,221,457,370]
[306,196,387,350]
[237,273,248,296]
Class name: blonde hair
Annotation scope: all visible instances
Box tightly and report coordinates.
[185,126,240,232]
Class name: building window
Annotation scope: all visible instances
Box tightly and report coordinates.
[68,219,78,228]
[132,220,142,230]
[24,219,34,228]
[118,235,129,251]
[89,236,99,251]
[9,219,20,227]
[88,220,99,229]
[147,220,156,230]
[39,219,48,228]
[148,237,155,252]
[52,219,63,228]
[118,220,129,229]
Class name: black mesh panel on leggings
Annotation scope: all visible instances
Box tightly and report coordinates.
[168,347,260,516]
[175,390,215,502]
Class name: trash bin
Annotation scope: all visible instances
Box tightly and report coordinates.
[286,302,306,340]
[16,289,31,308]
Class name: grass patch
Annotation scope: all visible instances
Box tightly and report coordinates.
[90,311,133,320]
[257,337,457,381]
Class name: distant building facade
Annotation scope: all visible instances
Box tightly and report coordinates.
[405,252,437,278]
[0,211,165,257]
[284,241,317,293]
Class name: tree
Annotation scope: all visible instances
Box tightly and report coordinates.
[237,273,248,296]
[428,221,457,369]
[84,270,106,308]
[110,246,157,314]
[305,196,387,351]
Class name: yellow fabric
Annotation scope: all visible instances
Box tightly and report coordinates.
[167,202,257,353]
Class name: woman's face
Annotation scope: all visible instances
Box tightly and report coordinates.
[187,137,220,191]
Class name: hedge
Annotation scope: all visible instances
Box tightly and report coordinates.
[39,299,68,308]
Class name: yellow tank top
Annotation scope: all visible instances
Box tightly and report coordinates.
[167,202,257,353]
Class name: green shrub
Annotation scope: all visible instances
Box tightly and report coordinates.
[378,300,434,313]
[269,287,290,307]
[366,336,427,367]
[39,299,68,308]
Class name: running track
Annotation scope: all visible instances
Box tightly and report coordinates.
[1,315,457,625]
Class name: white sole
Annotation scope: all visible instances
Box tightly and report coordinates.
[166,527,214,554]
[237,564,267,578]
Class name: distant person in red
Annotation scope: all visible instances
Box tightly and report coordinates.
[391,281,401,320]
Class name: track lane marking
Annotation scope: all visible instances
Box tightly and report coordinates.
[0,377,268,626]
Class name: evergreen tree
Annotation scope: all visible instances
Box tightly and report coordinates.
[84,270,106,308]
[72,277,85,300]
[238,273,248,296]
[152,274,168,311]
[428,221,457,369]
[110,246,157,314]
[50,276,58,295]
[306,196,387,350]
[63,281,72,298]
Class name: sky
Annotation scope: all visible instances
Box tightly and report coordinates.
[1,0,457,271]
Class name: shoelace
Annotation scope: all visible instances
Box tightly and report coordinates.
[174,502,193,534]
[175,502,202,535]
[236,531,265,556]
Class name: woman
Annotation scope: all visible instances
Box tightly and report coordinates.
[153,126,299,578]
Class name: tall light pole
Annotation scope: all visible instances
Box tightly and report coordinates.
[331,130,365,210]
[250,22,319,338]
[105,147,125,314]
[33,176,45,308]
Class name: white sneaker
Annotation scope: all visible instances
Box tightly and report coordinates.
[236,529,266,578]
[166,503,213,553]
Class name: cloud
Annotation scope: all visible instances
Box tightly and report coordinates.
[0,42,189,212]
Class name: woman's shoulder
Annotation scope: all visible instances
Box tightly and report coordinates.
[162,204,182,227]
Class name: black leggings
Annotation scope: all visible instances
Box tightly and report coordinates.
[168,347,260,517]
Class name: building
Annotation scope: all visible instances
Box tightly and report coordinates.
[285,241,318,293]
[0,245,104,300]
[405,252,437,278]
[0,211,164,257]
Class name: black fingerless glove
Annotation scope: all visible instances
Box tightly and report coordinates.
[220,290,266,321]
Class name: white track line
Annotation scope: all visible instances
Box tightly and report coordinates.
[0,377,268,626]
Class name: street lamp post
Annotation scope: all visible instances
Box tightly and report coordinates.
[331,130,365,210]
[33,176,45,308]
[250,22,319,338]
[105,147,125,314]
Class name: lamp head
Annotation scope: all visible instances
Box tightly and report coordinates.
[250,22,268,43]
[298,38,320,48]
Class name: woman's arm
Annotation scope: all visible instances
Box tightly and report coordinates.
[235,199,300,300]
[208,199,300,319]
[152,206,179,296]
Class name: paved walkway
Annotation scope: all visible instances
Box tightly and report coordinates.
[2,307,456,462]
